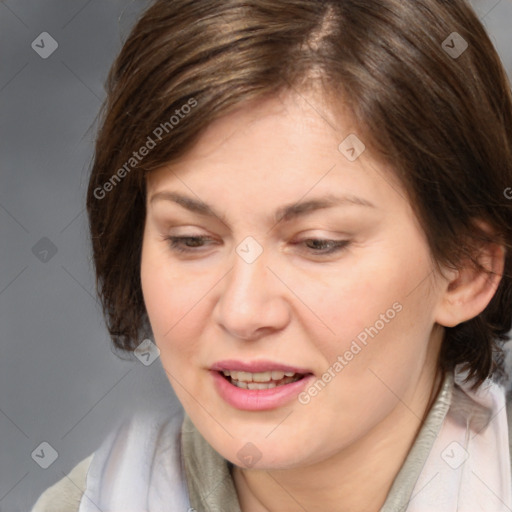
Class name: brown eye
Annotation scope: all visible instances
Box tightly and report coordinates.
[295,238,351,255]
[165,236,214,253]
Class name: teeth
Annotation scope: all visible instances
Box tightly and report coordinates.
[226,372,301,389]
[254,371,273,382]
[238,371,253,382]
[221,370,300,383]
[247,382,277,390]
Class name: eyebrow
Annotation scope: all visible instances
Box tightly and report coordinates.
[149,190,376,225]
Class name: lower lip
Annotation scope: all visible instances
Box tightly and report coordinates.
[211,371,314,411]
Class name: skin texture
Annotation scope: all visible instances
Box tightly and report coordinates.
[140,88,504,512]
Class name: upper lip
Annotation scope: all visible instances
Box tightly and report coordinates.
[210,359,312,374]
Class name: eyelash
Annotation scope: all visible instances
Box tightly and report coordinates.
[164,236,350,256]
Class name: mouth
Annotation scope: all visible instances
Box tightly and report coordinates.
[220,369,306,390]
[210,361,315,410]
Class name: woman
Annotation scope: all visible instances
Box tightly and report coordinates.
[32,0,512,510]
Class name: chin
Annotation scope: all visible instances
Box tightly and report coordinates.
[212,435,320,471]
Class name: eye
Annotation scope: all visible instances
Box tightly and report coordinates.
[293,238,351,255]
[164,235,351,257]
[165,235,215,254]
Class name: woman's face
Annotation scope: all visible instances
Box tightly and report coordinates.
[140,89,449,470]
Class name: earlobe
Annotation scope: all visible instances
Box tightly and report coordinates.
[434,242,505,328]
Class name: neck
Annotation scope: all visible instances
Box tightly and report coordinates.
[232,366,444,512]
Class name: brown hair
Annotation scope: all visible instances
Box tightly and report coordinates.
[86,0,512,388]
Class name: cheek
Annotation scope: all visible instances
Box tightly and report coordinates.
[140,235,205,363]
[310,254,428,346]
[317,266,437,410]
[306,239,437,385]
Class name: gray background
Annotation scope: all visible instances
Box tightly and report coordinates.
[1,1,511,510]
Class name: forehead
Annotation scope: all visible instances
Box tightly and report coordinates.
[145,89,406,215]
[166,90,351,164]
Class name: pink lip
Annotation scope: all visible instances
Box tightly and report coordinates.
[210,359,314,411]
[210,359,312,374]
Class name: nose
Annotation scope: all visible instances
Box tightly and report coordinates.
[213,243,291,341]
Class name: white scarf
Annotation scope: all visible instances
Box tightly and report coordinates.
[77,409,190,512]
[77,375,511,512]
[406,373,511,512]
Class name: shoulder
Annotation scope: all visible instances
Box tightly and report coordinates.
[30,454,93,512]
[30,411,185,512]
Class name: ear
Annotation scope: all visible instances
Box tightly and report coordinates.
[434,227,506,328]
